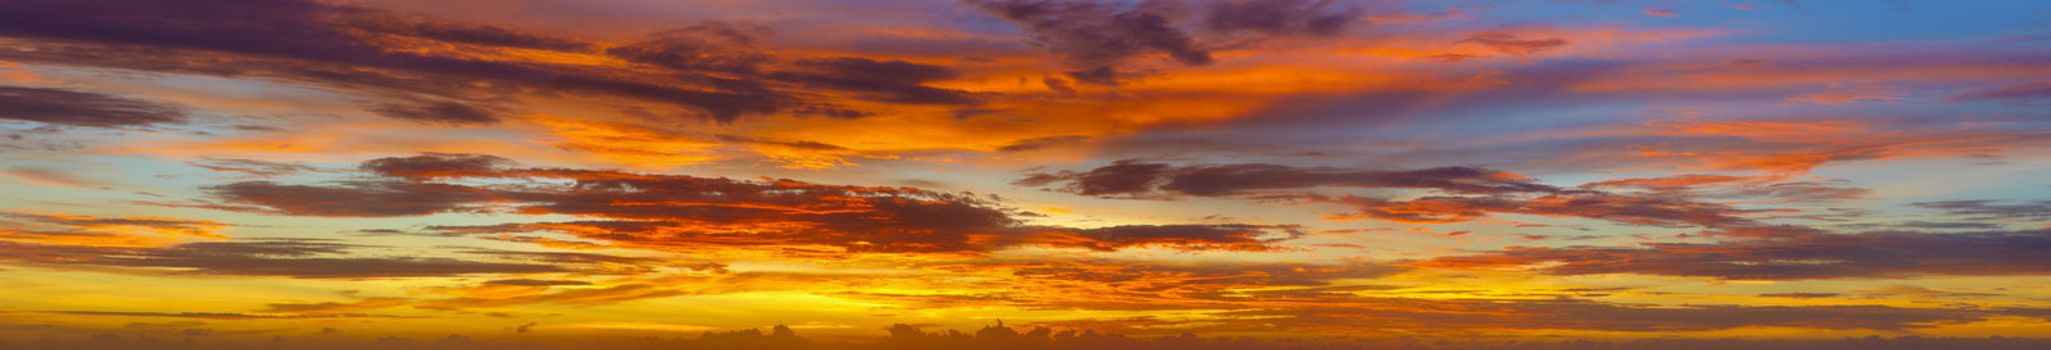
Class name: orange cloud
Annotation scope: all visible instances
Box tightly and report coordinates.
[0,212,229,248]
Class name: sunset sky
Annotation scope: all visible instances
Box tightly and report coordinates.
[4,0,2051,348]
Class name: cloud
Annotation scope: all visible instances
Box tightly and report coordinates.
[1783,83,1901,105]
[997,135,1091,152]
[0,212,228,247]
[1200,299,2040,333]
[205,180,497,217]
[771,58,978,105]
[1579,174,1869,204]
[1,167,110,188]
[0,238,623,279]
[1894,220,2005,230]
[185,158,322,179]
[608,24,978,106]
[14,324,2051,350]
[0,0,787,122]
[966,0,1366,85]
[0,0,979,124]
[88,240,571,278]
[1760,292,1840,298]
[1319,192,1761,227]
[841,259,1406,310]
[602,22,770,73]
[483,279,594,287]
[0,85,185,127]
[1913,200,2051,221]
[1420,229,2051,280]
[1457,31,1569,58]
[42,310,389,320]
[343,11,593,52]
[1045,224,1302,252]
[358,152,516,179]
[1016,160,1558,197]
[1856,285,2004,299]
[1457,115,2051,175]
[967,0,1212,72]
[200,153,1300,255]
[259,298,408,314]
[368,100,504,125]
[1200,0,1364,36]
[1018,160,1818,229]
[1948,81,2051,103]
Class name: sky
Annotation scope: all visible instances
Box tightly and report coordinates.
[3,0,2051,349]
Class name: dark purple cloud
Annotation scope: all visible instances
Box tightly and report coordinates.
[0,85,185,127]
[1016,160,1561,197]
[1201,0,1364,36]
[968,0,1212,70]
[1949,81,2051,103]
[368,100,504,125]
[0,0,979,124]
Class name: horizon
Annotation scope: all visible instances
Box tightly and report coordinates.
[4,0,2051,349]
